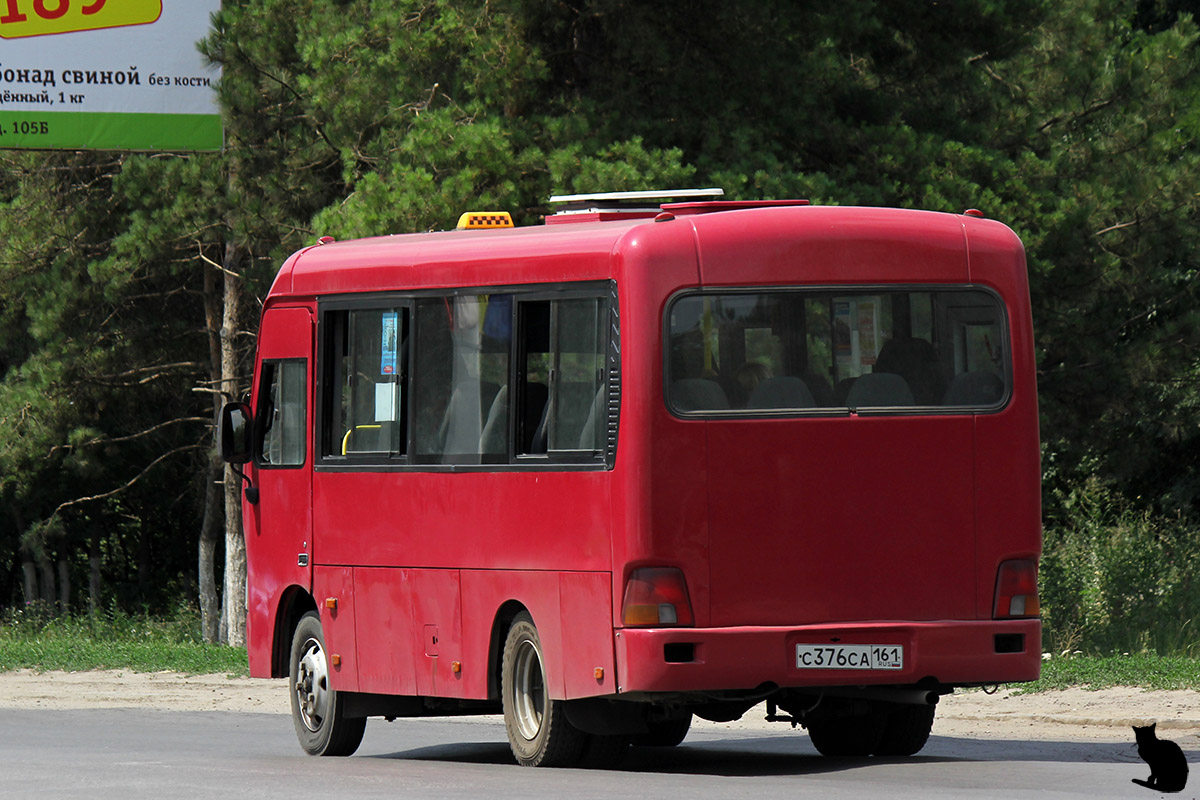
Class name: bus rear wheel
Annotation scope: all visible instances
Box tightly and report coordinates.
[501,613,588,767]
[806,702,936,758]
[289,611,366,757]
[632,712,693,747]
[874,703,936,756]
[806,709,886,757]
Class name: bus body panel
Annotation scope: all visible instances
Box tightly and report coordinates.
[704,416,978,627]
[963,218,1042,619]
[287,223,630,297]
[243,305,314,677]
[606,222,712,625]
[557,570,620,698]
[313,565,358,691]
[615,207,1041,687]
[456,569,567,699]
[352,567,421,696]
[689,205,970,288]
[312,471,612,572]
[352,567,471,699]
[408,568,466,697]
[615,618,1041,694]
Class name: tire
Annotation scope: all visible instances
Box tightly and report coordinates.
[632,712,692,747]
[501,612,588,767]
[806,709,886,757]
[874,704,935,757]
[289,611,366,757]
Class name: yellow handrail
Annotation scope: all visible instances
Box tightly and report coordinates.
[341,424,382,455]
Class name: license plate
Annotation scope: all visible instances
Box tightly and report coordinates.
[795,644,904,670]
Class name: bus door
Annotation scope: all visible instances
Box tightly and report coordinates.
[246,306,315,643]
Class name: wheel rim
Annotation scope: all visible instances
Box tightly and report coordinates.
[295,636,329,733]
[511,637,546,741]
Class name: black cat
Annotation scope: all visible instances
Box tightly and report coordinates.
[1132,723,1189,793]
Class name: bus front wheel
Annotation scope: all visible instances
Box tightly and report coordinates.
[501,612,588,767]
[289,611,366,757]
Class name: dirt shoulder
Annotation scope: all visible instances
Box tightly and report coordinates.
[0,669,290,715]
[1,669,1197,743]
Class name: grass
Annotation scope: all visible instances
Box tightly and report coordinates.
[1012,653,1200,693]
[0,605,248,675]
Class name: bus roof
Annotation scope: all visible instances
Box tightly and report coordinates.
[271,204,1019,298]
[277,218,643,297]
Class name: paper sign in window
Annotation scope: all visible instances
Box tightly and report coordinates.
[380,312,399,375]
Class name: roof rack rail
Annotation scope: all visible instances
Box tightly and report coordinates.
[544,188,725,225]
[548,188,724,211]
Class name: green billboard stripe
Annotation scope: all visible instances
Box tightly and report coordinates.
[0,112,223,152]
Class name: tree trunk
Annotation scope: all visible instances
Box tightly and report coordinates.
[16,511,38,609]
[222,462,247,646]
[21,559,37,608]
[220,238,247,647]
[88,525,102,616]
[200,459,223,644]
[57,559,70,615]
[37,554,55,608]
[199,259,223,644]
[137,523,151,605]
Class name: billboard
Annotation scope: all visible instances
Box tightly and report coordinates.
[0,1,222,151]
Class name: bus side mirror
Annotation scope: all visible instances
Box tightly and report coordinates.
[220,402,254,464]
[220,402,259,505]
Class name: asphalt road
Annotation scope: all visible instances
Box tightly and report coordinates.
[2,708,1184,800]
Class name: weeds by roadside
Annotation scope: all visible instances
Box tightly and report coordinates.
[1012,652,1200,693]
[1041,477,1200,658]
[0,603,248,675]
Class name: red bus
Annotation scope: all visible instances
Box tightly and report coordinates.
[221,190,1041,766]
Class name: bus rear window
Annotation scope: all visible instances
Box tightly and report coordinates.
[667,288,1009,414]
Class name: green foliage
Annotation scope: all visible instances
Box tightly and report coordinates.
[0,150,218,613]
[0,603,248,674]
[971,6,1200,530]
[1017,652,1200,692]
[1041,478,1200,655]
[207,0,719,239]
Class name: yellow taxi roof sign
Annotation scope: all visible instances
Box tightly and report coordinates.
[456,211,514,230]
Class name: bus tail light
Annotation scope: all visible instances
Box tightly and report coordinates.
[993,559,1040,619]
[622,568,695,627]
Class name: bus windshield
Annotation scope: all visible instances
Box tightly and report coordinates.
[667,287,1008,414]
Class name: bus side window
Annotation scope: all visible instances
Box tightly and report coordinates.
[517,296,608,457]
[258,359,306,467]
[413,294,510,464]
[324,307,408,457]
[518,301,551,454]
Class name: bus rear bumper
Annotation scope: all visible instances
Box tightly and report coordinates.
[613,619,1041,695]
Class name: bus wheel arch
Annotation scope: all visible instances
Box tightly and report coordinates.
[487,600,528,700]
[273,587,317,678]
[500,611,588,767]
